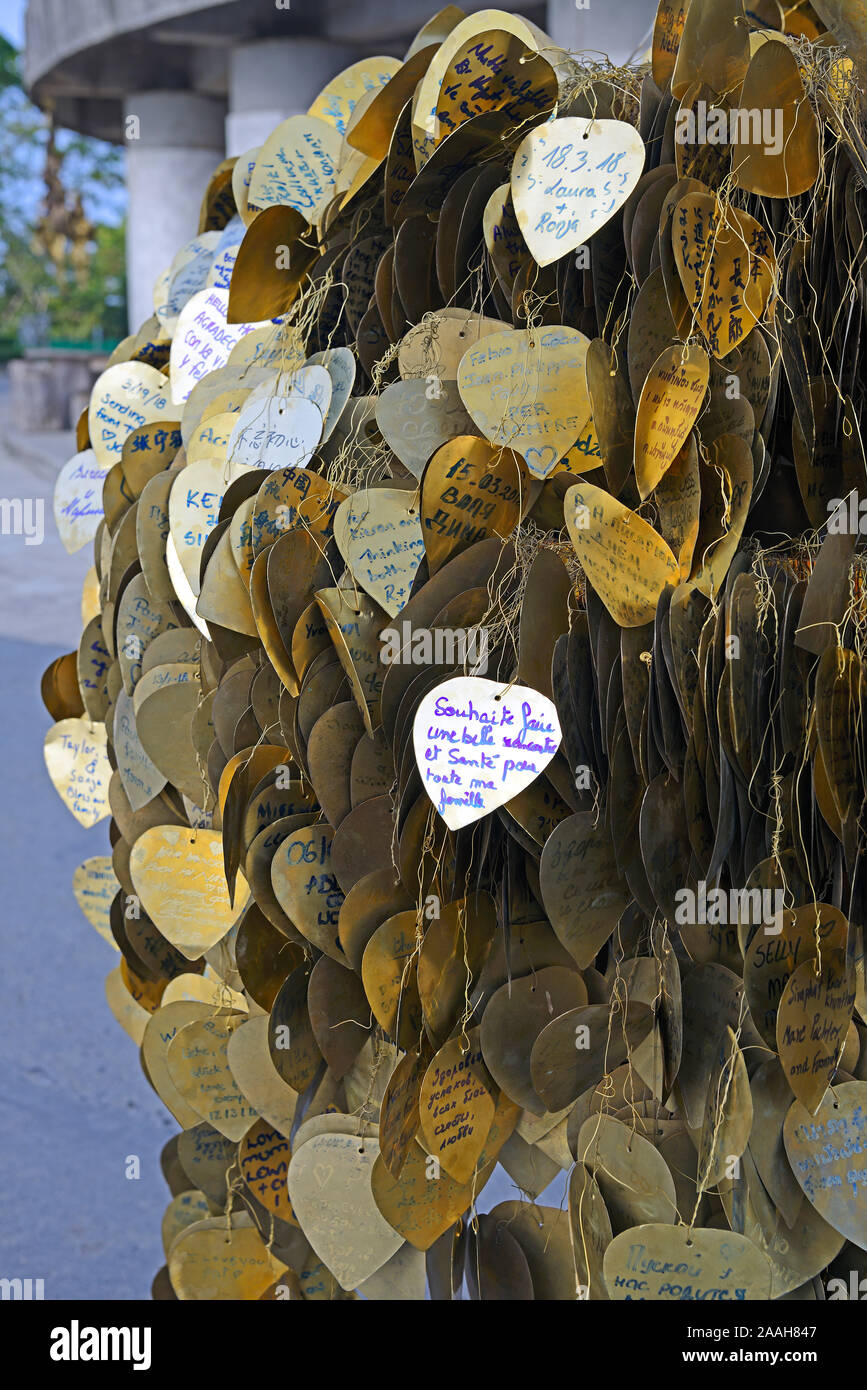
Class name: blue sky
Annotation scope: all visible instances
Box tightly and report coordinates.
[1,0,126,226]
[0,0,22,45]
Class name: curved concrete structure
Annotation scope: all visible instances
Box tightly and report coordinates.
[25,0,554,140]
[25,0,656,146]
[24,0,653,330]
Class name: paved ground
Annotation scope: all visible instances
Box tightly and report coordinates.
[0,378,172,1300]
[0,376,564,1301]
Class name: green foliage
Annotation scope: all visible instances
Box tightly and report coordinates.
[0,36,127,346]
[0,34,22,89]
[46,223,127,343]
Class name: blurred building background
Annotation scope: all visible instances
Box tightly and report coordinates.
[24,0,656,340]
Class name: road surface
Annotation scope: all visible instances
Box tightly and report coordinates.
[0,376,172,1300]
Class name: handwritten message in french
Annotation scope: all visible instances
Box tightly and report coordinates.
[413,676,561,829]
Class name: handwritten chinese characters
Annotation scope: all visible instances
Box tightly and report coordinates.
[672,193,776,359]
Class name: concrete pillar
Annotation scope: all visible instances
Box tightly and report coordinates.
[225,37,362,156]
[546,0,655,66]
[123,91,226,333]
